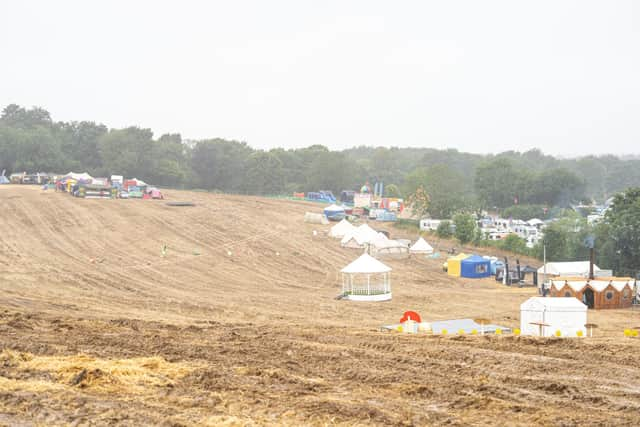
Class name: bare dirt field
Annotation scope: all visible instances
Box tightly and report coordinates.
[1,185,640,426]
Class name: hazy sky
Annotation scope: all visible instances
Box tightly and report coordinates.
[1,1,638,155]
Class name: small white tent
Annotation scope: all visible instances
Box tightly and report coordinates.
[537,261,600,277]
[520,297,587,337]
[340,253,392,301]
[329,219,355,239]
[409,237,434,255]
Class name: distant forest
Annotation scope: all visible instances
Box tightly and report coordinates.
[2,104,639,214]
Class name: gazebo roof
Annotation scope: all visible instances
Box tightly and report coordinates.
[341,253,392,274]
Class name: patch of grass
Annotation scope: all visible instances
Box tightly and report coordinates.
[393,218,420,232]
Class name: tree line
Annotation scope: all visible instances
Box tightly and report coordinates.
[2,104,639,275]
[2,104,640,209]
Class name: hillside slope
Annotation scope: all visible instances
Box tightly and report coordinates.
[1,186,640,426]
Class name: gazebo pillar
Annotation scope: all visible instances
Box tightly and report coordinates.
[367,274,371,295]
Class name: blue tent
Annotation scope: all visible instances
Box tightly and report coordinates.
[490,259,504,275]
[460,255,491,278]
[0,176,9,184]
[323,204,346,221]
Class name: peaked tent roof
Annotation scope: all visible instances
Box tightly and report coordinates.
[356,223,379,242]
[370,232,389,246]
[551,278,634,293]
[340,223,380,246]
[520,297,587,312]
[330,219,355,238]
[341,253,392,274]
[130,178,148,186]
[410,237,433,253]
[64,172,93,181]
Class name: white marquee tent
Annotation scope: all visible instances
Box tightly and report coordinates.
[537,261,600,277]
[409,237,434,255]
[64,171,93,181]
[520,297,587,337]
[340,223,379,248]
[369,233,409,258]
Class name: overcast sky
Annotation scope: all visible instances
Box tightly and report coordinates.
[1,1,638,156]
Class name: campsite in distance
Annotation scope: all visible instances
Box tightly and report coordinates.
[2,2,640,425]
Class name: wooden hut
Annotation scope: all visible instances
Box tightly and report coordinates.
[549,277,636,309]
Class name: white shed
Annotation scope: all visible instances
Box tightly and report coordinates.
[520,297,587,337]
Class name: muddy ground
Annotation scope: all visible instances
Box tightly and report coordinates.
[1,186,639,426]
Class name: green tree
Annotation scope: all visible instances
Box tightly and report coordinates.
[474,158,519,208]
[500,234,528,254]
[384,183,401,198]
[403,165,468,218]
[596,188,640,276]
[244,150,286,195]
[99,127,155,179]
[436,220,453,238]
[305,151,355,194]
[453,213,477,245]
[407,186,431,219]
[189,139,252,192]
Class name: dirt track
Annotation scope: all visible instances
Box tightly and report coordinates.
[1,186,640,426]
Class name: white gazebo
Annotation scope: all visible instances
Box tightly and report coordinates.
[340,253,392,301]
[409,237,434,255]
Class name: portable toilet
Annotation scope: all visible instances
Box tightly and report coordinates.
[447,253,469,277]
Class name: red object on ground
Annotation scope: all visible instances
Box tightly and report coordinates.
[400,311,421,323]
